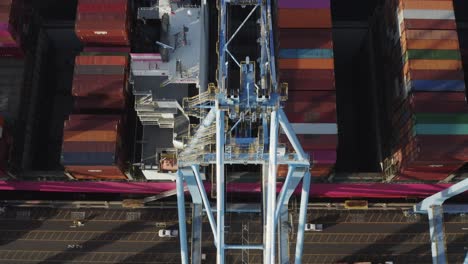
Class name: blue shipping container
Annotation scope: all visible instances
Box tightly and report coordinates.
[415,124,468,135]
[411,80,466,92]
[279,49,334,59]
[62,152,116,165]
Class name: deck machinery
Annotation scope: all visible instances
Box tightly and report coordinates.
[175,0,311,263]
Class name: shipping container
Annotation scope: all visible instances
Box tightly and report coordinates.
[402,39,460,50]
[278,0,336,178]
[279,49,334,59]
[290,123,338,135]
[405,49,461,60]
[374,0,467,182]
[278,9,332,29]
[62,152,116,165]
[74,64,126,75]
[63,141,117,153]
[403,19,456,30]
[283,78,335,91]
[405,30,458,40]
[278,0,330,9]
[74,96,125,110]
[65,165,127,180]
[410,80,465,91]
[64,117,120,131]
[280,69,335,81]
[75,0,129,45]
[75,55,127,66]
[63,130,118,142]
[409,69,464,80]
[396,166,459,181]
[83,46,131,53]
[280,134,338,150]
[72,74,126,98]
[279,29,333,49]
[401,10,455,20]
[279,58,334,70]
[308,150,337,164]
[68,114,122,120]
[401,1,454,10]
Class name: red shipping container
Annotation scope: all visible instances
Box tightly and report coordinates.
[278,9,332,29]
[280,69,335,81]
[74,96,125,110]
[412,93,467,113]
[72,74,125,98]
[280,134,338,150]
[75,55,127,66]
[78,13,126,21]
[76,22,129,45]
[75,0,129,45]
[403,19,457,30]
[402,160,465,168]
[404,29,459,40]
[409,70,465,80]
[63,141,117,153]
[308,150,336,164]
[282,78,335,91]
[83,46,131,53]
[311,164,334,177]
[413,92,466,102]
[0,46,22,57]
[77,0,127,3]
[64,117,120,131]
[69,114,121,121]
[416,136,468,162]
[279,29,333,49]
[395,166,458,181]
[285,102,337,122]
[78,3,127,13]
[287,90,336,102]
[293,134,338,150]
[277,164,333,178]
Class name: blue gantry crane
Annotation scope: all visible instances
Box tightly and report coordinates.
[174,0,312,263]
[413,178,468,264]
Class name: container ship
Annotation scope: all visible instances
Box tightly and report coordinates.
[0,1,465,263]
[0,0,464,198]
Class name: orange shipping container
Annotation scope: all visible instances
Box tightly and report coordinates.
[278,9,332,29]
[404,59,462,71]
[65,165,127,180]
[75,55,127,66]
[277,164,333,178]
[402,38,460,50]
[279,58,334,70]
[405,29,458,40]
[401,1,453,10]
[63,130,118,142]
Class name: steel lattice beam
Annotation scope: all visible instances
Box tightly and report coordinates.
[414,178,468,264]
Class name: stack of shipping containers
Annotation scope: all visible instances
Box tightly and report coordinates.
[0,0,25,176]
[61,0,130,180]
[0,0,22,57]
[456,0,468,101]
[380,0,467,181]
[278,0,337,179]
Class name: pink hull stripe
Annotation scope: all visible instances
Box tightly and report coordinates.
[0,181,458,198]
